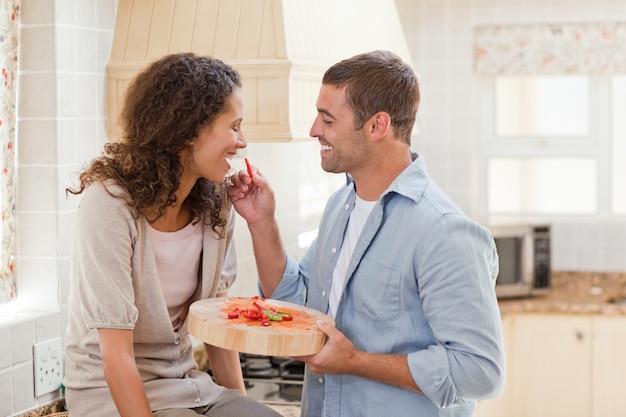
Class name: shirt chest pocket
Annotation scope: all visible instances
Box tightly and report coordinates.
[350,258,401,321]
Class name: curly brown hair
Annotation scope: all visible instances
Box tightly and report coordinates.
[67,53,242,234]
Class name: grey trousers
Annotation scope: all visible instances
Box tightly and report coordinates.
[152,388,283,417]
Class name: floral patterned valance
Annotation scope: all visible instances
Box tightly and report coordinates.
[474,22,626,76]
[0,0,18,304]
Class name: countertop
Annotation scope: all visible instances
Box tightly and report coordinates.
[498,271,626,315]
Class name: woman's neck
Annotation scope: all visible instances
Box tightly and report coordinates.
[149,199,193,232]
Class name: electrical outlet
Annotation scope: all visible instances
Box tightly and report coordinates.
[33,337,63,396]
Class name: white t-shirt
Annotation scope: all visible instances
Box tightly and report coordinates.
[148,220,203,331]
[328,196,377,318]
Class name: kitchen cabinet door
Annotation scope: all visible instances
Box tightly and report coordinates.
[591,316,626,417]
[510,314,591,417]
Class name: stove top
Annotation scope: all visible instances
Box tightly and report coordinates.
[239,354,304,404]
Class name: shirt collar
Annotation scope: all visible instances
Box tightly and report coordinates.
[344,150,429,204]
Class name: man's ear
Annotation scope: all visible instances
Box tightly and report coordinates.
[367,112,391,141]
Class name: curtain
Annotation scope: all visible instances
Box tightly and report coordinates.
[474,22,626,75]
[0,0,18,303]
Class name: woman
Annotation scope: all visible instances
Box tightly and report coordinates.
[63,53,281,417]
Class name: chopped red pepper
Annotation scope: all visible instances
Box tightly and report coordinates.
[275,310,293,321]
[245,158,253,183]
[253,299,273,312]
[226,298,295,326]
[242,309,262,320]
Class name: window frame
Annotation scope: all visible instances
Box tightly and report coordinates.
[479,75,613,222]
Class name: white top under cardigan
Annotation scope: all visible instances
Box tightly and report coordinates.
[148,220,203,331]
[63,180,237,417]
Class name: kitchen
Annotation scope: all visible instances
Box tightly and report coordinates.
[1,0,626,416]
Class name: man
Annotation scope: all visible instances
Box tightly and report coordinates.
[229,50,505,417]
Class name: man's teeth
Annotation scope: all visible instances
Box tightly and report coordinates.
[321,145,333,151]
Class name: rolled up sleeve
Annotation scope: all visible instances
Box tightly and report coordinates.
[408,214,505,407]
[259,255,308,306]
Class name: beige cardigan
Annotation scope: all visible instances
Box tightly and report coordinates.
[63,181,237,416]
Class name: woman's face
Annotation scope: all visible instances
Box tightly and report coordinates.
[182,87,246,183]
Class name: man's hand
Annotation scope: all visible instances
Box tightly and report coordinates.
[294,320,358,375]
[294,320,422,393]
[228,164,276,225]
[227,163,287,296]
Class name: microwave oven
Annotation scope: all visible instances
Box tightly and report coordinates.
[490,224,551,299]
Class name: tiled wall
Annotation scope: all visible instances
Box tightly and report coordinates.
[2,0,626,415]
[0,0,115,415]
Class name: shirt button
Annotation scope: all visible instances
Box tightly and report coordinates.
[322,291,326,297]
[187,380,194,385]
[175,338,180,345]
[331,247,336,254]
[195,398,201,403]
[318,377,324,383]
[344,204,349,210]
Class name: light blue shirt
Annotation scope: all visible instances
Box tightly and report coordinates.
[268,152,505,417]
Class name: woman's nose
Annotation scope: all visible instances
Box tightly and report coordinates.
[236,133,247,148]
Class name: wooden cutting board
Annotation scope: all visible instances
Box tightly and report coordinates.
[188,297,334,356]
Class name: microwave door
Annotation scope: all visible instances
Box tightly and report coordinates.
[496,237,520,285]
[494,236,532,298]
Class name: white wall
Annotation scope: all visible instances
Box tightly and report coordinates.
[2,0,626,415]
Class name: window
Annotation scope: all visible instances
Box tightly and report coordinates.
[494,76,589,137]
[482,74,615,218]
[475,22,626,222]
[612,76,626,214]
[487,157,597,214]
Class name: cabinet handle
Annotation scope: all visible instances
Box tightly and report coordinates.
[576,331,585,340]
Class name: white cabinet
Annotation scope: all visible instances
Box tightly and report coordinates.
[476,313,626,417]
[591,316,626,417]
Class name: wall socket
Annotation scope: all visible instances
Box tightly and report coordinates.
[33,337,63,396]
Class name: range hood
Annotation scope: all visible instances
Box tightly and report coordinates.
[107,0,411,141]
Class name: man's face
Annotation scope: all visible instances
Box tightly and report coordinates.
[309,85,369,174]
